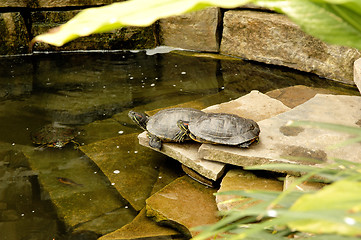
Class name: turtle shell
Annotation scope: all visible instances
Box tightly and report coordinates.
[147,108,205,141]
[31,124,77,148]
[188,113,260,145]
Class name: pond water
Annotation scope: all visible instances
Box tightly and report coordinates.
[0,48,359,239]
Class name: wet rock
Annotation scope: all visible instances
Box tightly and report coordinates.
[221,10,361,84]
[0,12,29,55]
[28,0,122,8]
[23,148,126,228]
[31,10,156,51]
[99,208,182,240]
[80,133,169,211]
[266,85,358,108]
[150,161,184,196]
[283,175,326,192]
[146,176,220,238]
[138,132,225,181]
[160,7,221,52]
[182,165,215,188]
[74,207,137,235]
[216,169,283,211]
[202,90,290,121]
[354,58,361,94]
[0,1,27,7]
[199,94,361,172]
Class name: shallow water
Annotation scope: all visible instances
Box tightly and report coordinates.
[0,48,359,239]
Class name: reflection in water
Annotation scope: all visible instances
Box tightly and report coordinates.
[0,50,359,239]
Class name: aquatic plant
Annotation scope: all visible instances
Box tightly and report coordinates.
[33,0,361,50]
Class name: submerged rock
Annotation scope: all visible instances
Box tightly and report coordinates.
[146,176,220,238]
[99,208,182,240]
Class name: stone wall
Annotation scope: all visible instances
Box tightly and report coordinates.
[1,2,360,84]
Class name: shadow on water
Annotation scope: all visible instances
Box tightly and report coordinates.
[0,49,359,239]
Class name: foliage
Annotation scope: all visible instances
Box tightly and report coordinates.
[192,121,361,239]
[33,0,361,50]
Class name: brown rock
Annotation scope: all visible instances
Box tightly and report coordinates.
[217,169,283,211]
[28,0,123,8]
[0,12,29,55]
[0,0,27,7]
[354,58,361,94]
[160,7,221,52]
[99,208,182,240]
[146,176,220,238]
[220,10,361,84]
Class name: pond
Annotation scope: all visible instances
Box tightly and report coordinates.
[0,48,359,240]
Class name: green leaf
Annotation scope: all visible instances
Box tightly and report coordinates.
[287,180,361,236]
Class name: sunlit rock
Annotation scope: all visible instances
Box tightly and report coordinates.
[283,175,326,192]
[354,58,361,94]
[146,176,220,238]
[266,85,359,108]
[221,10,361,84]
[99,208,182,240]
[216,169,283,211]
[80,133,169,211]
[160,7,221,52]
[199,94,361,172]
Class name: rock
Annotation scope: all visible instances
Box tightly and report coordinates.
[199,94,361,172]
[80,133,169,211]
[0,1,27,7]
[202,90,291,121]
[99,208,182,240]
[146,176,220,238]
[27,0,123,8]
[266,85,356,108]
[74,207,137,235]
[23,147,126,228]
[0,12,29,55]
[283,175,326,192]
[31,10,156,51]
[220,10,361,84]
[160,7,221,52]
[354,58,361,94]
[216,169,283,211]
[138,132,225,181]
[182,165,215,188]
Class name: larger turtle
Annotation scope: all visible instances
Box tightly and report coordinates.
[128,108,205,150]
[175,113,260,148]
[31,124,79,148]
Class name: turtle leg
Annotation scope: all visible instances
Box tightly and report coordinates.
[174,120,190,142]
[238,137,259,148]
[148,134,162,150]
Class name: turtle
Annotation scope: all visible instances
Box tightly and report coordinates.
[128,108,205,150]
[175,113,260,148]
[31,124,79,149]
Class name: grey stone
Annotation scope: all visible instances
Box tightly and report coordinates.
[160,7,221,52]
[146,176,220,238]
[199,94,361,172]
[220,10,361,84]
[217,169,283,211]
[0,12,29,55]
[283,175,325,192]
[354,58,361,94]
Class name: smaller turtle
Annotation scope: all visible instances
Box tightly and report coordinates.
[175,113,260,148]
[128,108,205,150]
[31,124,79,149]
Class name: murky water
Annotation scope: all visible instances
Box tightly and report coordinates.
[0,48,359,239]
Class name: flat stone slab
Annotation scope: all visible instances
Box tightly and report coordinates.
[199,94,361,170]
[99,208,181,240]
[146,176,220,238]
[217,169,283,211]
[138,91,290,181]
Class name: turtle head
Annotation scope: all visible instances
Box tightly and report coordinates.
[128,111,149,130]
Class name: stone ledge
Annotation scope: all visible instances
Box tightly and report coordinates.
[220,10,361,84]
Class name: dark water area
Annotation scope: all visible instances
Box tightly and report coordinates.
[0,48,359,239]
